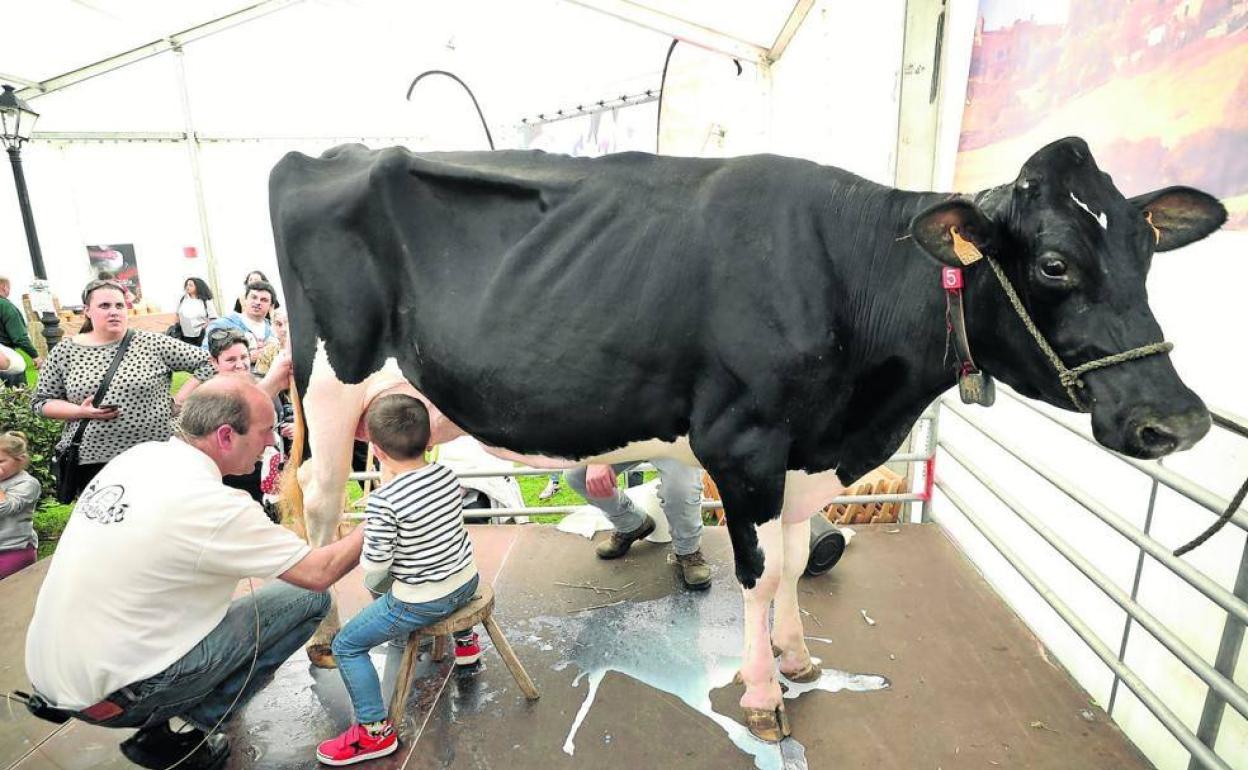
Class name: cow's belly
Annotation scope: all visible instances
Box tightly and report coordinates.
[330,357,845,521]
[470,436,700,470]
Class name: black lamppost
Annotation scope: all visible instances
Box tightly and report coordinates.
[0,84,61,350]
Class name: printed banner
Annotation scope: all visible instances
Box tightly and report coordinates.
[86,243,142,305]
[956,0,1248,229]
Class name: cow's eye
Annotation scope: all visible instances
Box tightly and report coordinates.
[1039,256,1068,279]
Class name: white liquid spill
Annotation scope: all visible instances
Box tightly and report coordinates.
[521,590,888,770]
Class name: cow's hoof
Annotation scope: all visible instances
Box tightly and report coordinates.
[743,704,791,743]
[781,661,822,683]
[306,644,337,669]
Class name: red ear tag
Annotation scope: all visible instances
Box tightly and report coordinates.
[942,266,963,291]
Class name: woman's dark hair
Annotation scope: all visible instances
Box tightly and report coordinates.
[244,270,268,285]
[79,279,127,333]
[185,277,213,301]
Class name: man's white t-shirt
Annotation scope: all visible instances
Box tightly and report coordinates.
[25,439,311,709]
[241,315,270,349]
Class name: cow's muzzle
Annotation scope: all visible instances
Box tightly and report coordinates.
[1092,401,1211,459]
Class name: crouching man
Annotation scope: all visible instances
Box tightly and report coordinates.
[23,377,364,770]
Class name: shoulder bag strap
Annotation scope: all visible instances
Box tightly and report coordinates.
[67,330,135,447]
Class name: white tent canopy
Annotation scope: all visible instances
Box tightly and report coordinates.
[4,0,812,134]
[0,0,916,306]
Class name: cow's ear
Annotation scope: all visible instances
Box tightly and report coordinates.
[910,199,995,267]
[1129,186,1227,252]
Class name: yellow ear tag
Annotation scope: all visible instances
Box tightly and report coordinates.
[1144,211,1162,245]
[949,226,983,265]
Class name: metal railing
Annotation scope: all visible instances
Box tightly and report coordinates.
[935,388,1248,770]
[342,407,940,523]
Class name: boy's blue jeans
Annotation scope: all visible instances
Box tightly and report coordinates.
[332,574,480,724]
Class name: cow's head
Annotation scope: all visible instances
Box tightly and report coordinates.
[912,137,1226,459]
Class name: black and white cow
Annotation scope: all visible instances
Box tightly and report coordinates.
[270,137,1224,740]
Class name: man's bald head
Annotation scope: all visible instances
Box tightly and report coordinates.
[180,376,277,476]
[179,376,266,438]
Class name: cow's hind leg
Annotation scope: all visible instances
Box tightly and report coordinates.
[298,374,369,668]
[774,518,817,682]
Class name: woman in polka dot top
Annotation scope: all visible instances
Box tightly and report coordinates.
[32,280,217,497]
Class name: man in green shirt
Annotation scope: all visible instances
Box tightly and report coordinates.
[0,275,40,387]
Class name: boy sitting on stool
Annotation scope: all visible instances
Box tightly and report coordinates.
[317,394,481,766]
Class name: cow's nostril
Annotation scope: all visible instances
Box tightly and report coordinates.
[1136,423,1179,455]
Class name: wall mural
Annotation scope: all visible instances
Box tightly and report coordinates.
[956,0,1248,229]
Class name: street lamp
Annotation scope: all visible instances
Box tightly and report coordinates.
[0,84,62,350]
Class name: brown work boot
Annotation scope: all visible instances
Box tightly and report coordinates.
[595,515,656,559]
[675,550,712,591]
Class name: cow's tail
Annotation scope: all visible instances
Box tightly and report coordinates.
[278,380,310,542]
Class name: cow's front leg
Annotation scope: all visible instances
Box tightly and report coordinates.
[773,517,818,682]
[739,516,787,741]
[701,434,792,743]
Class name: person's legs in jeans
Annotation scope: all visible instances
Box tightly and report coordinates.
[564,462,647,533]
[331,575,481,725]
[651,459,704,556]
[362,573,474,652]
[98,581,329,732]
[179,583,330,728]
[651,459,710,589]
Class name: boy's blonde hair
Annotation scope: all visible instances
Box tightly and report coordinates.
[0,431,30,465]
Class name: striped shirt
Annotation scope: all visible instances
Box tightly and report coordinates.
[361,463,477,603]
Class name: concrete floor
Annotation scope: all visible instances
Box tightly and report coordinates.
[0,524,1155,770]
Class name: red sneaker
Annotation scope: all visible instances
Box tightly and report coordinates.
[454,631,482,666]
[316,722,397,766]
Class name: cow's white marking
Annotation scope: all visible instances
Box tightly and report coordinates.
[1070,191,1109,230]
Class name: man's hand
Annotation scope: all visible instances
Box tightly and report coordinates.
[584,464,617,499]
[33,356,43,369]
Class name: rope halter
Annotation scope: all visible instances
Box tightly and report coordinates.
[980,253,1173,412]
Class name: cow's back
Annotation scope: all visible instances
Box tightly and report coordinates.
[271,146,851,459]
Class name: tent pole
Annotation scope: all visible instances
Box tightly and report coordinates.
[172,46,223,306]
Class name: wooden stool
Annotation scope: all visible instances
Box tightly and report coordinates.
[388,583,539,724]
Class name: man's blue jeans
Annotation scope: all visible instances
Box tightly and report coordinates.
[81,581,330,731]
[332,574,480,724]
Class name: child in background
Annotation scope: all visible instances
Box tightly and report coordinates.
[0,431,41,580]
[317,394,481,766]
